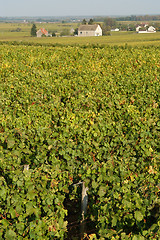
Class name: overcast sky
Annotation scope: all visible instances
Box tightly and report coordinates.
[1,0,160,17]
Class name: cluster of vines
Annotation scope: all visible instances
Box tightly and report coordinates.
[0,44,160,239]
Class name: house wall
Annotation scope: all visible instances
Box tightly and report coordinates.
[95,25,102,36]
[136,26,141,32]
[138,31,148,33]
[78,30,96,37]
[78,25,102,37]
[138,31,156,33]
[148,26,156,32]
[37,30,42,37]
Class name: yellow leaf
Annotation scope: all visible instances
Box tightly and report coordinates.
[130,175,134,182]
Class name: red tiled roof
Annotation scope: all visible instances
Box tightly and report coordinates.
[41,28,48,35]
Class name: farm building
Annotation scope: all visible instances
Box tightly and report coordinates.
[147,26,156,32]
[136,25,156,33]
[36,28,49,37]
[78,24,102,37]
[111,28,120,32]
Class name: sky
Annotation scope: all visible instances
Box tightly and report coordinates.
[1,0,160,17]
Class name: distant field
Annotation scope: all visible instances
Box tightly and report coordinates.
[0,22,78,38]
[1,32,160,47]
[26,32,160,46]
[1,22,160,46]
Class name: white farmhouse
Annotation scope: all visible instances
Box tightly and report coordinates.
[136,26,141,32]
[78,24,102,37]
[111,28,119,32]
[148,26,156,32]
[136,25,156,33]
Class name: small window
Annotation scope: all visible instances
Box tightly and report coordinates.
[80,32,82,34]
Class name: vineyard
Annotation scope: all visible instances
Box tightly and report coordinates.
[0,43,160,239]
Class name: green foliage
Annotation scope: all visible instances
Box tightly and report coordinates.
[82,19,87,25]
[30,24,37,37]
[74,28,78,35]
[101,17,116,35]
[10,28,22,32]
[60,28,70,36]
[0,44,160,239]
[88,19,94,25]
[102,25,111,36]
[103,17,117,28]
[102,17,117,35]
[52,32,56,37]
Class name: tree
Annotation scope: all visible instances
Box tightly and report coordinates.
[82,19,87,25]
[60,28,70,36]
[52,32,56,37]
[31,24,37,37]
[88,18,94,25]
[102,25,111,36]
[103,17,116,29]
[154,22,160,31]
[74,28,78,35]
[102,17,117,35]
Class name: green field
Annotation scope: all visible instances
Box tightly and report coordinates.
[0,22,78,39]
[1,22,160,46]
[0,42,160,239]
